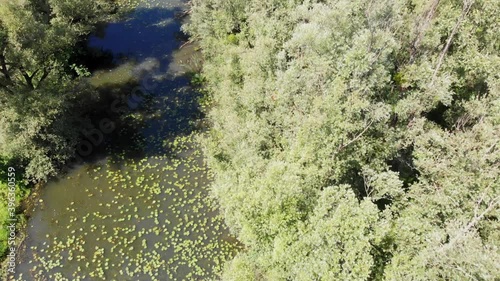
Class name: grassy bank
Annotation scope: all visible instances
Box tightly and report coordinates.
[0,160,29,278]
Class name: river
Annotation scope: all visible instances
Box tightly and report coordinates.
[14,0,239,280]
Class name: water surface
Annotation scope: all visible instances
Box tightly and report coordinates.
[15,1,239,280]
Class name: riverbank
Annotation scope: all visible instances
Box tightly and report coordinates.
[0,180,42,280]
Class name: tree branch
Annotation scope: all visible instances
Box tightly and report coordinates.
[180,39,194,49]
[440,195,499,252]
[337,120,374,152]
[30,69,40,79]
[0,54,12,83]
[410,0,440,63]
[36,68,51,89]
[19,67,34,89]
[429,0,475,86]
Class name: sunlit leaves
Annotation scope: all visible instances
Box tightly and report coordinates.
[188,0,500,279]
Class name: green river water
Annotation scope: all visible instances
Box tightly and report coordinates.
[14,0,239,280]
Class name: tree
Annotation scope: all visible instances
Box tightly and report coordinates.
[0,0,120,181]
[186,0,500,279]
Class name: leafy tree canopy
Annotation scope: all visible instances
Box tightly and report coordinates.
[186,0,500,279]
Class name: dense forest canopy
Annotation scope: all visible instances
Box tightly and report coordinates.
[186,0,499,279]
[0,0,498,279]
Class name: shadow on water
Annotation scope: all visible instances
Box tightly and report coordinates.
[67,3,204,167]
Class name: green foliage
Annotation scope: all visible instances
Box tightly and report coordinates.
[187,0,500,279]
[0,158,29,258]
[70,64,91,77]
[0,0,121,181]
[226,34,239,45]
[191,73,207,86]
